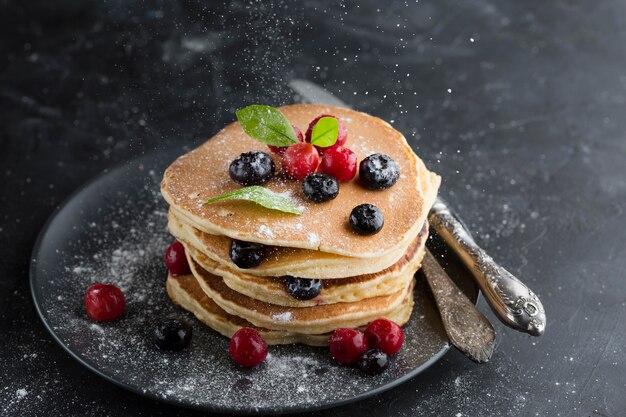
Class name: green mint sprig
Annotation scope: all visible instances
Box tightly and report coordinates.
[204,186,302,215]
[236,105,339,148]
[236,105,299,147]
[309,116,339,147]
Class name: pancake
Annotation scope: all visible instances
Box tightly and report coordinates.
[161,104,440,258]
[167,273,415,346]
[186,252,416,335]
[181,225,426,307]
[168,209,425,279]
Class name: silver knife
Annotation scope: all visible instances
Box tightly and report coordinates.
[289,78,546,337]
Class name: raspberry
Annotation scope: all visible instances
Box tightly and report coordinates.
[229,328,268,368]
[364,318,404,356]
[305,114,348,154]
[320,146,357,182]
[329,328,369,366]
[165,241,191,276]
[268,125,304,155]
[281,143,319,180]
[84,283,126,322]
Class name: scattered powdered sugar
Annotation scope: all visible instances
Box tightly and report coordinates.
[257,224,274,238]
[15,389,27,400]
[307,232,320,245]
[272,311,292,322]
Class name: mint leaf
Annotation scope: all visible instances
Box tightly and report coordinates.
[236,105,299,147]
[204,186,302,215]
[310,116,339,147]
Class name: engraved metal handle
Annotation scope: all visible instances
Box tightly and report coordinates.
[428,198,546,336]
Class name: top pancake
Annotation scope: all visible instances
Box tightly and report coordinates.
[161,104,440,258]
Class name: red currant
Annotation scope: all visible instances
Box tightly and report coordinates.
[84,283,126,321]
[364,318,404,356]
[281,143,320,180]
[268,125,304,155]
[229,328,268,368]
[329,328,369,366]
[320,146,358,182]
[305,114,348,154]
[165,241,191,276]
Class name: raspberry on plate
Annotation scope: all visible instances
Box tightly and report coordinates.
[282,143,320,180]
[165,241,191,276]
[229,328,268,368]
[364,318,404,356]
[268,125,304,155]
[84,283,126,322]
[329,328,369,366]
[320,146,357,182]
[305,114,348,154]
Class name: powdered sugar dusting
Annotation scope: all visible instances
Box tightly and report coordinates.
[272,311,292,322]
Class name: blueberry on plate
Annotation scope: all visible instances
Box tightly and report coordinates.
[153,318,193,351]
[359,153,400,190]
[283,276,323,300]
[302,173,339,203]
[357,349,389,374]
[229,151,276,186]
[230,239,265,268]
[349,204,384,235]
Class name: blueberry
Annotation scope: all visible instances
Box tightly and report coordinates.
[359,153,400,190]
[302,173,339,203]
[283,276,323,300]
[349,204,384,235]
[357,349,389,374]
[229,151,276,186]
[230,239,265,268]
[153,318,193,351]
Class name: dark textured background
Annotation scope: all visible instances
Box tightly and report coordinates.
[1,1,625,416]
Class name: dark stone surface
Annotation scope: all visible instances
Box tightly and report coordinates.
[1,1,625,416]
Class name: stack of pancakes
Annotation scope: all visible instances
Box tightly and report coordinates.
[161,104,440,346]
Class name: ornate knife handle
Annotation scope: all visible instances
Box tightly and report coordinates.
[428,198,546,336]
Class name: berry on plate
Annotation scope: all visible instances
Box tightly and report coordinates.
[84,283,126,322]
[153,318,193,351]
[229,151,276,186]
[364,318,404,356]
[230,239,265,268]
[320,146,357,182]
[349,204,384,235]
[359,153,400,190]
[268,125,304,155]
[282,143,320,180]
[302,173,339,203]
[305,114,347,153]
[283,276,323,300]
[229,328,268,368]
[329,328,369,366]
[357,349,389,374]
[165,241,191,276]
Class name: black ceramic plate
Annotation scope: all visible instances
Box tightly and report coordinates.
[30,149,478,415]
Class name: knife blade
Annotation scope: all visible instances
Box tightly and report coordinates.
[288,78,546,337]
[421,249,495,363]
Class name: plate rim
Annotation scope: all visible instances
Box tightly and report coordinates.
[29,149,460,415]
